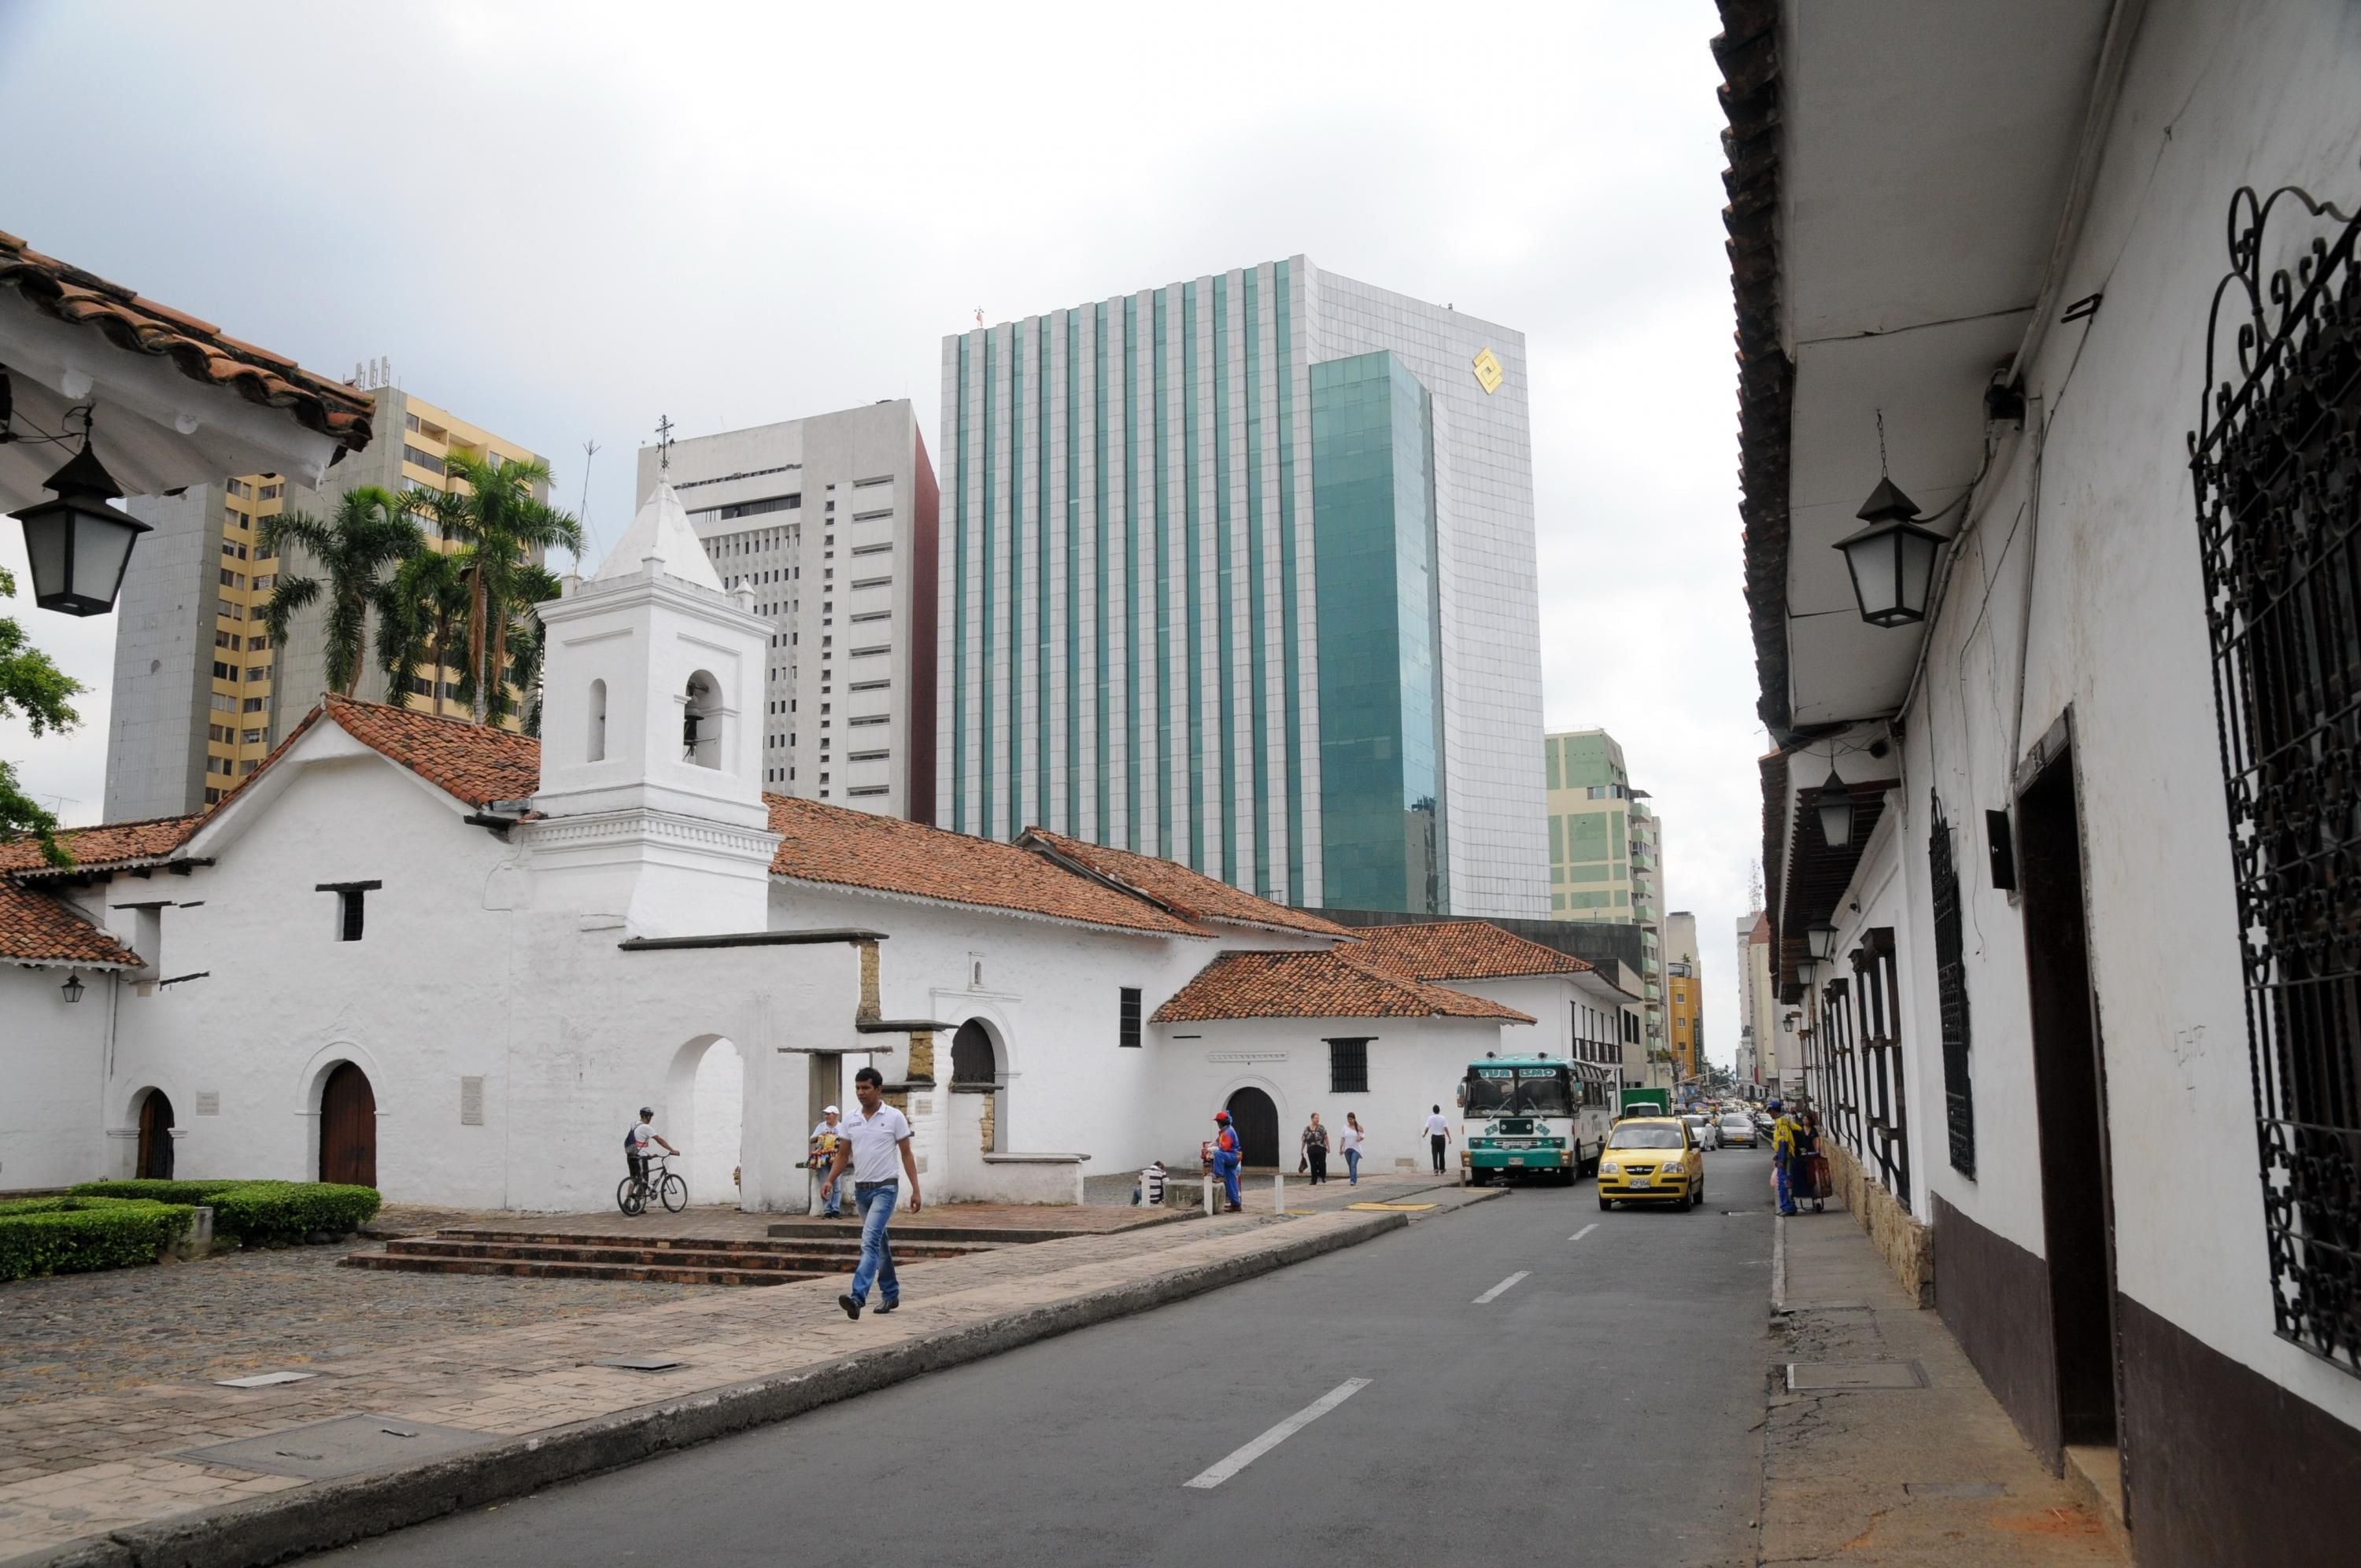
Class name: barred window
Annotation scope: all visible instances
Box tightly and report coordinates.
[1328,1039,1371,1094]
[1118,987,1142,1049]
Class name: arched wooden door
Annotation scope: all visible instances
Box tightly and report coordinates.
[1225,1087,1280,1169]
[320,1064,378,1187]
[135,1090,175,1179]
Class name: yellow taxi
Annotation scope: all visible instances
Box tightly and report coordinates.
[1596,1116,1705,1211]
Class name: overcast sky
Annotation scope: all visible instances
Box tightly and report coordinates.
[0,1,1767,1066]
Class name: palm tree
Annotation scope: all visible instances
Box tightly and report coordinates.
[372,548,470,713]
[500,568,563,737]
[259,486,420,699]
[437,454,583,725]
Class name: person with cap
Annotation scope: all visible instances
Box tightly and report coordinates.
[1769,1099,1801,1216]
[623,1106,678,1210]
[809,1104,847,1218]
[1210,1110,1243,1212]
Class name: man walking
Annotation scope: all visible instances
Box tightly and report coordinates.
[821,1067,922,1319]
[809,1104,845,1218]
[1424,1104,1453,1176]
[1769,1099,1800,1216]
[1210,1110,1243,1212]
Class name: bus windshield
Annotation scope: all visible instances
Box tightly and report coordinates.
[1463,1068,1574,1117]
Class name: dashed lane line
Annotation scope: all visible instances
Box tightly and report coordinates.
[1472,1271,1530,1304]
[1569,1223,1599,1242]
[1182,1378,1373,1489]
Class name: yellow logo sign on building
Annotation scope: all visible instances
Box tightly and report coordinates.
[1472,346,1505,395]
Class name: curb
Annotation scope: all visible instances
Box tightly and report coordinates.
[1772,1212,1788,1313]
[13,1211,1411,1568]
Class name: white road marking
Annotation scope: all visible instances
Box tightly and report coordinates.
[1182,1378,1371,1489]
[1472,1270,1530,1304]
[1568,1223,1599,1242]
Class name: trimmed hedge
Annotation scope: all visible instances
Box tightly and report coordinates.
[0,1197,194,1282]
[69,1179,379,1246]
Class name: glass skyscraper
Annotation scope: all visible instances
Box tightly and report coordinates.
[934,256,1545,917]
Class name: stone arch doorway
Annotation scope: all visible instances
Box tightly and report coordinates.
[664,1034,745,1206]
[320,1063,377,1187]
[951,1019,1003,1153]
[135,1089,175,1179]
[1225,1086,1280,1169]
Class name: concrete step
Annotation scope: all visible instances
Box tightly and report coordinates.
[767,1218,1175,1245]
[380,1238,855,1271]
[339,1252,822,1287]
[433,1227,997,1261]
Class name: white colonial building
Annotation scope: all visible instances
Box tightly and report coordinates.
[3,482,1629,1214]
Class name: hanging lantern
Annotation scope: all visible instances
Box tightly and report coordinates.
[59,972,86,1004]
[1806,918,1840,963]
[1816,762,1854,848]
[1833,475,1945,627]
[13,439,150,617]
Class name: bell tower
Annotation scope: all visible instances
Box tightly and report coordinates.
[523,480,779,935]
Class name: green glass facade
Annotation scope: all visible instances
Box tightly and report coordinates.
[1311,352,1447,913]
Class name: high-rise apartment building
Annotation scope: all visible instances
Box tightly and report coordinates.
[1664,909,1701,1083]
[637,400,937,820]
[935,256,1546,916]
[1737,909,1776,1090]
[1543,727,1668,1062]
[107,384,543,818]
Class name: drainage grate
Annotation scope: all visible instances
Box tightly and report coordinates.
[1786,1360,1929,1391]
[177,1414,493,1479]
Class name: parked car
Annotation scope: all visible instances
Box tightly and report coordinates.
[1720,1113,1760,1148]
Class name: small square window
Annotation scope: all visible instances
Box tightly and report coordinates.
[1328,1039,1371,1094]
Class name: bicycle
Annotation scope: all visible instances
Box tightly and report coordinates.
[616,1152,689,1216]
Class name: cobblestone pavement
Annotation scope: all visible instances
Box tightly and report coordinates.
[0,1203,1436,1562]
[0,1245,717,1406]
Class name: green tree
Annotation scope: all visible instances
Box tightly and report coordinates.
[434,455,582,726]
[0,566,83,866]
[372,547,470,713]
[258,485,420,698]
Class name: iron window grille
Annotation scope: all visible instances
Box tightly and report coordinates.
[1931,796,1978,1176]
[1118,987,1142,1049]
[2190,175,2361,1377]
[1851,930,1910,1207]
[1328,1039,1371,1094]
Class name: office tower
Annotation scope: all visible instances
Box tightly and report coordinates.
[934,256,1544,916]
[1543,726,1668,1061]
[106,383,543,818]
[1664,909,1701,1081]
[638,400,937,819]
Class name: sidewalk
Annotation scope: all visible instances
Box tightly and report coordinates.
[1759,1204,2126,1565]
[0,1195,1488,1566]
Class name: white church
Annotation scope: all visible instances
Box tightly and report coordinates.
[3,483,1636,1212]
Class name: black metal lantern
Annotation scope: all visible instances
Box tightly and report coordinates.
[13,440,150,616]
[1806,918,1840,963]
[1816,762,1854,848]
[1832,475,1945,628]
[59,972,85,1004]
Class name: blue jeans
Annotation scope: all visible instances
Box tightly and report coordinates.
[1774,1153,1797,1214]
[1214,1158,1242,1208]
[1344,1149,1362,1184]
[848,1180,900,1305]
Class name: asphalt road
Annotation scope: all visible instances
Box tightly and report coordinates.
[316,1148,1779,1568]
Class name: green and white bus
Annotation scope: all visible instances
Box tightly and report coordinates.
[1458,1053,1614,1186]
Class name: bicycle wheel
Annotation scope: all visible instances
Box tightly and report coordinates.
[660,1172,688,1213]
[616,1175,645,1216]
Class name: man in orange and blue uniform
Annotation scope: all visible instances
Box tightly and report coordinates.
[1210,1110,1243,1212]
[1769,1100,1801,1216]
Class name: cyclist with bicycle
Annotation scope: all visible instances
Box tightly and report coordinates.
[624,1107,678,1210]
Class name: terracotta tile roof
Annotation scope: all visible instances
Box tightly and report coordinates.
[0,882,140,966]
[767,796,1202,935]
[1151,949,1535,1024]
[0,814,201,875]
[1016,828,1349,937]
[1348,921,1595,983]
[0,231,374,455]
[320,695,541,809]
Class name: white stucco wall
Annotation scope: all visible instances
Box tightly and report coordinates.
[1820,0,2361,1431]
[0,967,117,1190]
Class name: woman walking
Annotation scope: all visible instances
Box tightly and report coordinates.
[1301,1113,1331,1185]
[1339,1112,1367,1186]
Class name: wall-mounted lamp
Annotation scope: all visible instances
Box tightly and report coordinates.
[59,972,85,1004]
[1816,762,1855,848]
[12,432,150,617]
[1805,919,1840,964]
[1834,475,1946,629]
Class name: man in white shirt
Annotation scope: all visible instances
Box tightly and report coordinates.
[1424,1104,1453,1176]
[809,1105,845,1217]
[820,1066,922,1319]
